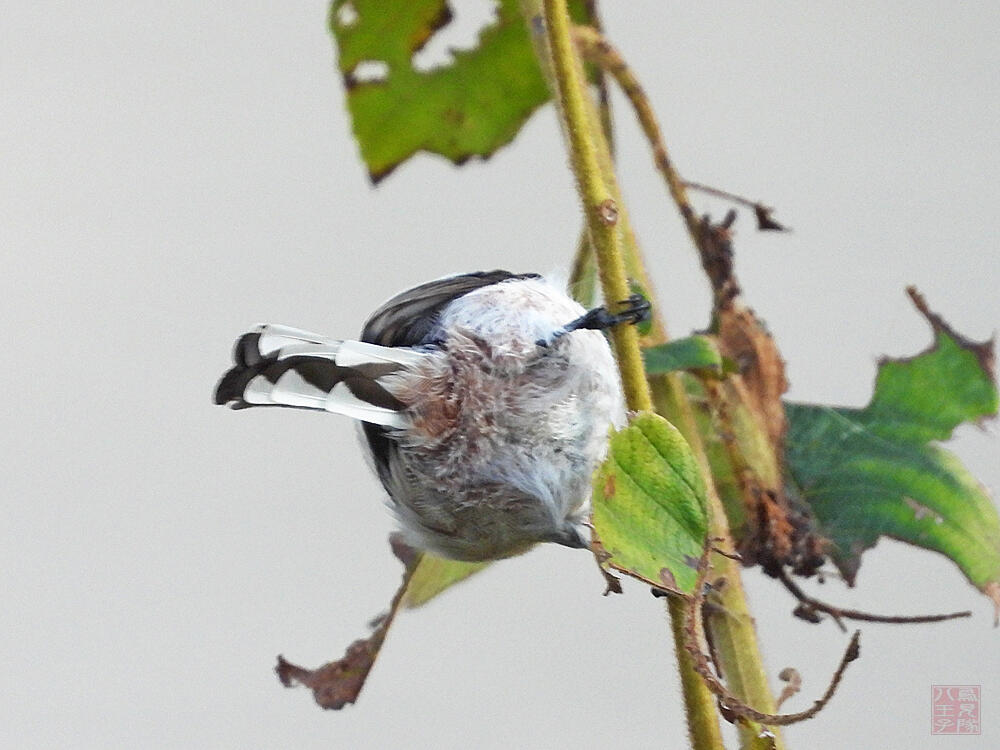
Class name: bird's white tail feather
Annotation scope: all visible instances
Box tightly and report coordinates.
[221,325,422,428]
[243,370,409,428]
[256,324,337,356]
[334,340,427,368]
[326,382,409,428]
[267,370,329,409]
[259,325,425,370]
[274,343,342,361]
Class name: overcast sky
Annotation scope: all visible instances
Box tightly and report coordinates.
[3,2,998,748]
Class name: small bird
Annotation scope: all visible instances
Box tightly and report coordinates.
[215,271,648,561]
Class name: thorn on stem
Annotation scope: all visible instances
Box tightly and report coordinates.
[775,667,802,709]
[596,198,618,225]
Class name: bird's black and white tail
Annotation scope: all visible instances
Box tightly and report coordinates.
[214,325,423,428]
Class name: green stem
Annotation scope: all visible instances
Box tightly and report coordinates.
[655,375,787,748]
[570,24,790,748]
[522,2,724,747]
[540,0,650,412]
[667,595,731,748]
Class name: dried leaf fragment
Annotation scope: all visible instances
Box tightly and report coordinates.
[276,554,414,709]
[276,634,383,711]
[678,212,827,583]
[753,204,787,232]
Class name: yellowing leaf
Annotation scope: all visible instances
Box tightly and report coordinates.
[404,554,490,608]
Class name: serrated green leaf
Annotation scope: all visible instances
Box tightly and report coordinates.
[330,0,586,181]
[592,412,709,593]
[403,554,490,608]
[785,297,999,594]
[643,335,725,376]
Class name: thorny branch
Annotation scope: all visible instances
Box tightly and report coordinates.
[683,544,862,727]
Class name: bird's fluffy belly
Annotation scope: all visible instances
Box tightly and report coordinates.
[380,281,624,560]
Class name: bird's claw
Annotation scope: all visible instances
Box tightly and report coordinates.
[538,294,651,349]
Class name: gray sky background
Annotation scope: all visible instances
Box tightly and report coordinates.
[3,2,998,748]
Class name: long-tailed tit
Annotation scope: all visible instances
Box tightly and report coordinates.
[215,271,649,561]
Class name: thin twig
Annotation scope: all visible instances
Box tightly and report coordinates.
[583,0,614,157]
[684,545,862,726]
[571,25,792,740]
[684,181,762,210]
[573,26,789,243]
[685,181,788,232]
[777,567,972,626]
[572,25,700,245]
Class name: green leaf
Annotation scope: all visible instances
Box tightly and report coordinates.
[403,554,490,608]
[784,291,999,596]
[592,412,709,594]
[643,335,726,376]
[330,0,585,182]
